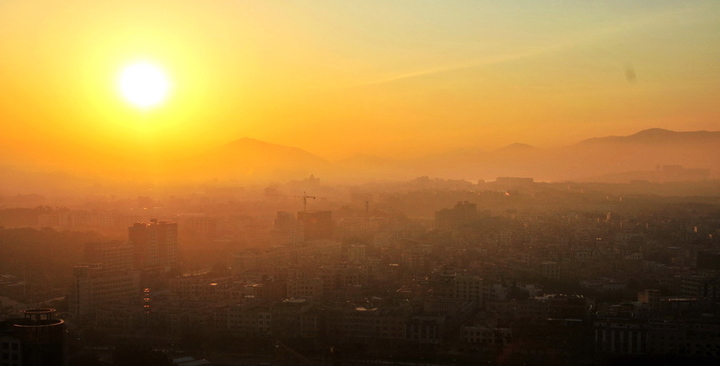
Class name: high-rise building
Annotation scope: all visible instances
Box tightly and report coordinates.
[454,275,483,308]
[83,240,134,274]
[272,211,303,244]
[347,244,367,263]
[128,220,178,270]
[69,240,141,321]
[68,264,140,321]
[0,308,67,366]
[296,211,333,241]
[435,201,481,230]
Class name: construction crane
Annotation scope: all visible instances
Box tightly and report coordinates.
[264,190,320,212]
[299,191,316,213]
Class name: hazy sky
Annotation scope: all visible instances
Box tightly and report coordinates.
[1,0,719,173]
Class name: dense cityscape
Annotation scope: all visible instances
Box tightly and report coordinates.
[3,2,720,365]
[2,175,719,365]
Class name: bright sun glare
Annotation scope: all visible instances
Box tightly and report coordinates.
[118,62,170,108]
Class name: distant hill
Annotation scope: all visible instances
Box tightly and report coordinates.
[147,128,720,183]
[559,129,720,181]
[579,128,720,145]
[220,137,329,167]
[493,143,540,154]
[1,128,719,189]
[376,128,720,182]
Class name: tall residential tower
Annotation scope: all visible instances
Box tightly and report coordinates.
[128,219,178,270]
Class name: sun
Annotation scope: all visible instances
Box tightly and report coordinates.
[118,62,170,108]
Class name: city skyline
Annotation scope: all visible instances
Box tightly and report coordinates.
[3,3,720,364]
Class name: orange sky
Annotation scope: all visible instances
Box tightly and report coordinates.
[1,0,719,175]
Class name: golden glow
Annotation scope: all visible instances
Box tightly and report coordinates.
[118,62,170,108]
[0,1,718,179]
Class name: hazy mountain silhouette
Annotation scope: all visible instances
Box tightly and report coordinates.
[579,128,720,145]
[1,129,719,188]
[221,138,328,165]
[493,143,540,154]
[558,129,720,181]
[363,128,720,182]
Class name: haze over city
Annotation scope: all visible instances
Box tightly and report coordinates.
[2,1,720,366]
[2,0,719,183]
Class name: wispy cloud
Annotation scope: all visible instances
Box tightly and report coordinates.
[350,50,540,87]
[351,4,698,88]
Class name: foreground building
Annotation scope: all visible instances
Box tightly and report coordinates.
[0,308,66,366]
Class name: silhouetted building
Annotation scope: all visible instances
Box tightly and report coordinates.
[638,289,661,313]
[454,275,483,308]
[435,201,479,230]
[177,215,217,241]
[677,272,720,302]
[68,264,141,321]
[347,244,366,263]
[595,312,720,358]
[272,211,303,244]
[296,211,333,241]
[69,240,142,321]
[83,241,134,274]
[128,220,178,270]
[0,308,66,366]
[402,245,429,273]
[540,261,559,280]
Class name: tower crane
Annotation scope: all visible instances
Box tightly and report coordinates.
[299,191,316,213]
[264,190,320,212]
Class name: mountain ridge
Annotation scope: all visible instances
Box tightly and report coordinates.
[578,128,720,145]
[1,128,719,187]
